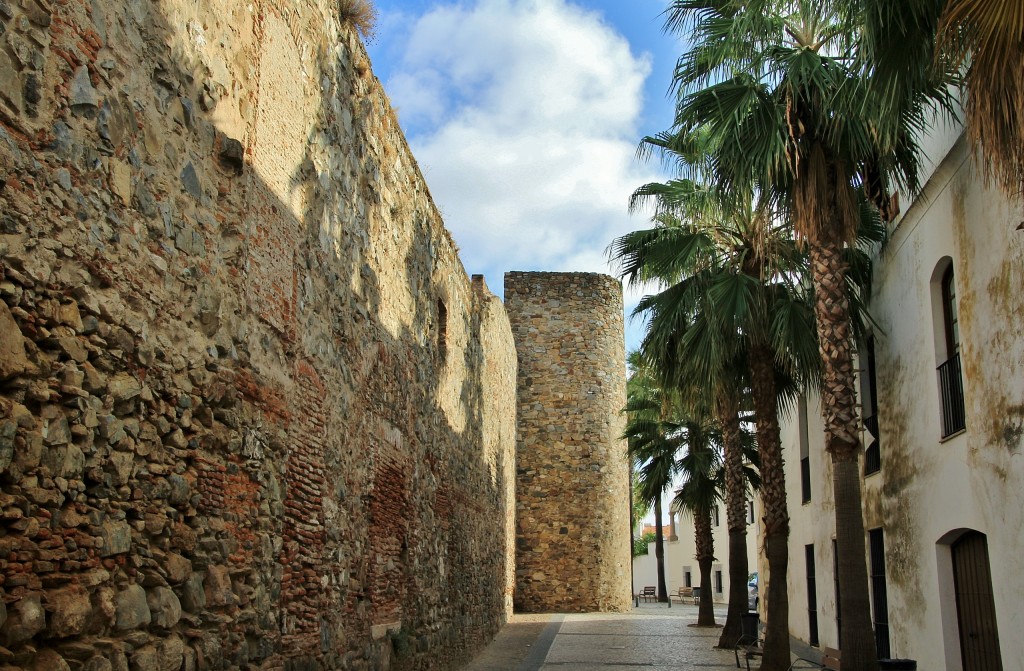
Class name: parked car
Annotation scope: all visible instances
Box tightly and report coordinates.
[747,573,759,610]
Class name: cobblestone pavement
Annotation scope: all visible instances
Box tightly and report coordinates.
[463,602,744,670]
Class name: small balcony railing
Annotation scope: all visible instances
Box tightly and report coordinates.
[937,353,966,438]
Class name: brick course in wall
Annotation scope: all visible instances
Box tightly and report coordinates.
[0,0,518,669]
[504,272,632,613]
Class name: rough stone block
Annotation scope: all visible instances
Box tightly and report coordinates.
[203,565,233,607]
[0,420,14,472]
[46,585,92,638]
[178,574,205,614]
[146,587,181,629]
[99,519,132,556]
[107,374,142,403]
[32,649,71,671]
[69,65,97,114]
[0,49,24,113]
[90,586,116,629]
[129,643,159,671]
[217,134,244,175]
[114,584,151,631]
[166,475,190,506]
[0,302,30,380]
[163,552,191,584]
[0,593,45,646]
[158,635,184,671]
[82,656,113,671]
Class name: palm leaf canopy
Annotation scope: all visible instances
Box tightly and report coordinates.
[623,354,684,505]
[663,0,954,243]
[611,152,822,395]
[857,0,1022,194]
[671,419,725,518]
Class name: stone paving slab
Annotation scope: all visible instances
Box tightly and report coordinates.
[463,602,741,670]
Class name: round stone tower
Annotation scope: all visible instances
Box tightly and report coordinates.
[504,271,632,612]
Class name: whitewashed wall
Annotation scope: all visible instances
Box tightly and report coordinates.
[779,123,1024,669]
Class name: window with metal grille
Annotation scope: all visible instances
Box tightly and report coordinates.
[869,529,891,658]
[715,569,723,594]
[861,336,881,474]
[937,264,965,437]
[799,395,811,503]
[806,544,819,646]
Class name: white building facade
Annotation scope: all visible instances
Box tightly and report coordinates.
[633,503,760,606]
[778,123,1024,669]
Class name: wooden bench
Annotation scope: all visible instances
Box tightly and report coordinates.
[788,647,840,670]
[670,586,696,604]
[639,586,656,602]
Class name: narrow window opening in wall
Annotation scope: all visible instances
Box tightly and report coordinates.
[684,568,692,588]
[942,265,960,357]
[437,298,448,360]
[747,500,755,525]
[934,262,965,438]
[833,539,842,650]
[712,506,720,527]
[806,544,819,646]
[869,529,891,658]
[714,569,723,594]
[799,394,811,503]
[861,336,881,475]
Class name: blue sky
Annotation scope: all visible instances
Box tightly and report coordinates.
[366,0,685,351]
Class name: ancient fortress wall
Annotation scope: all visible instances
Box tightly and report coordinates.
[504,272,631,613]
[0,0,517,668]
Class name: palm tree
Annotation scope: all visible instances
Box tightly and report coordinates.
[613,171,778,647]
[716,387,759,647]
[661,2,927,668]
[671,416,725,627]
[857,0,1022,195]
[631,471,652,540]
[652,315,763,639]
[613,195,811,664]
[624,352,682,603]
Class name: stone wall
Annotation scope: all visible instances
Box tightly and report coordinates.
[0,0,517,668]
[504,272,631,613]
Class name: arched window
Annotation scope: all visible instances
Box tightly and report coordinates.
[860,336,881,474]
[931,259,965,437]
[941,265,959,359]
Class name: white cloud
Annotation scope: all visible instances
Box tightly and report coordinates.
[383,0,664,298]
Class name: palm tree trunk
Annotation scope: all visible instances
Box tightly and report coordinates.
[654,496,669,602]
[717,392,749,648]
[808,234,878,671]
[694,509,716,626]
[748,345,790,670]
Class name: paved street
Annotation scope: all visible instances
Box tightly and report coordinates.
[464,601,743,670]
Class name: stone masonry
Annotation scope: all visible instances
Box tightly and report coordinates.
[0,0,519,668]
[0,0,635,667]
[504,272,632,613]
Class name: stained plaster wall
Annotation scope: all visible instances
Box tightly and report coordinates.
[0,0,517,669]
[778,129,1024,668]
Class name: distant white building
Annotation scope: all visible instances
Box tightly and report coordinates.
[776,118,1024,669]
[633,502,760,606]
